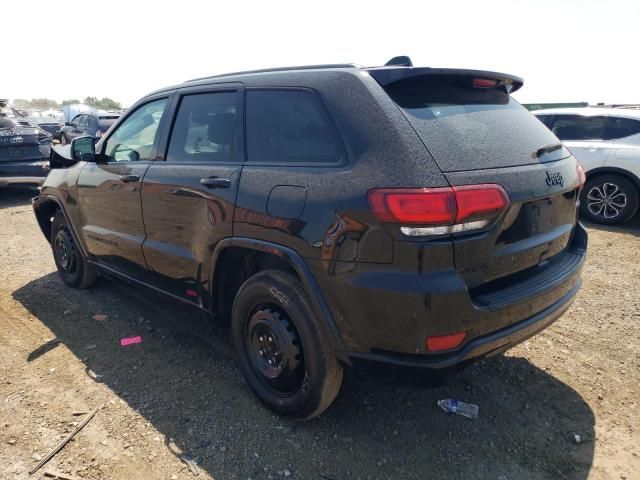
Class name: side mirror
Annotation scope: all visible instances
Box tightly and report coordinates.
[71,136,96,162]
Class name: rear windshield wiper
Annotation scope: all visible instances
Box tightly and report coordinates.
[531,143,563,159]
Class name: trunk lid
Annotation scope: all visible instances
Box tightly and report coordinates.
[444,158,581,291]
[372,68,568,172]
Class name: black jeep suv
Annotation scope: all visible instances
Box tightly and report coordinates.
[33,58,587,418]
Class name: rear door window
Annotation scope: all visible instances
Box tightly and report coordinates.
[606,116,640,139]
[245,89,346,164]
[166,92,237,163]
[551,115,606,141]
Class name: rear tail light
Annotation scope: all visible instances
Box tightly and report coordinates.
[576,162,586,190]
[368,184,509,237]
[426,332,466,352]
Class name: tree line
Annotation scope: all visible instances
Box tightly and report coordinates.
[12,97,123,110]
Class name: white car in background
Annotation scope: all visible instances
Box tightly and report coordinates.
[535,108,640,224]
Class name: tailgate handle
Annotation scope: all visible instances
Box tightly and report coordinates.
[119,174,139,183]
[200,177,231,189]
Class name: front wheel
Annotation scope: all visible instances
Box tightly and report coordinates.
[51,211,97,288]
[231,270,343,419]
[580,174,639,225]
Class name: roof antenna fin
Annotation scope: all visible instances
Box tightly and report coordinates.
[385,56,413,67]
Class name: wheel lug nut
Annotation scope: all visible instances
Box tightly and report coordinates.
[259,349,265,356]
[268,359,273,365]
[268,337,273,343]
[259,336,265,342]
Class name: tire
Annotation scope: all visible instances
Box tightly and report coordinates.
[231,270,343,419]
[50,211,97,289]
[580,174,639,225]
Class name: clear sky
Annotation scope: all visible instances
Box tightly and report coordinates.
[4,0,639,107]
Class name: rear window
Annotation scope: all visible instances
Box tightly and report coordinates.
[382,75,562,172]
[607,117,640,139]
[245,89,346,164]
[551,115,606,140]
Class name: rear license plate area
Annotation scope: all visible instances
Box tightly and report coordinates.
[8,147,29,157]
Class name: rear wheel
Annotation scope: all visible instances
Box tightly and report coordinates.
[580,174,639,225]
[231,270,343,419]
[51,212,97,288]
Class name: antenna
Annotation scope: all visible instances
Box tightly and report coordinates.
[384,56,413,67]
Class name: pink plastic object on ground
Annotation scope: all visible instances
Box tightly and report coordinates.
[120,336,142,347]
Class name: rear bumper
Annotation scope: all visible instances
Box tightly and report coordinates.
[347,278,580,369]
[0,160,48,187]
[308,223,587,367]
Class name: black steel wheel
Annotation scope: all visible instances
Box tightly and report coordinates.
[232,270,343,419]
[246,306,304,394]
[54,228,78,277]
[580,174,638,225]
[50,211,97,288]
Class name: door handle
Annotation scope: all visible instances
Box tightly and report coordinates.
[119,174,139,183]
[200,177,232,188]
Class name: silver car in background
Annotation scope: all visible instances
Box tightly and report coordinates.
[535,108,640,224]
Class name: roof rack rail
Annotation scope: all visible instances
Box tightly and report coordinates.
[185,63,361,83]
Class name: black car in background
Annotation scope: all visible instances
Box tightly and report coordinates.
[29,116,64,141]
[0,107,51,187]
[33,59,587,418]
[0,115,51,188]
[60,112,120,144]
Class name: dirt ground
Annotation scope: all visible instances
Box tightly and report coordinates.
[1,187,638,480]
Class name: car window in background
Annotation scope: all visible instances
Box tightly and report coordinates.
[104,99,167,162]
[246,89,346,164]
[98,116,119,132]
[606,117,640,139]
[551,115,606,141]
[87,115,98,130]
[166,92,237,163]
[535,114,553,128]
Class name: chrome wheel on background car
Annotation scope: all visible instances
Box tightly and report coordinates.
[580,174,639,225]
[587,183,627,220]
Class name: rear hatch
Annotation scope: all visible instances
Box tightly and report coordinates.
[0,119,43,162]
[371,68,582,302]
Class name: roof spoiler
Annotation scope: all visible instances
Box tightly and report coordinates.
[367,65,524,94]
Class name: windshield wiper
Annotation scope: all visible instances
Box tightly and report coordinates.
[532,143,563,159]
